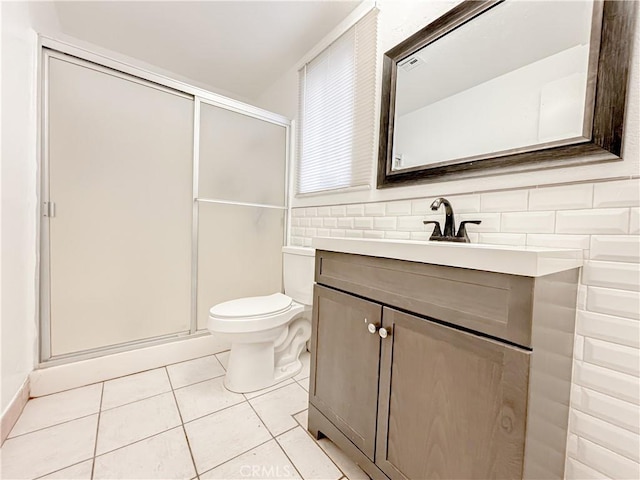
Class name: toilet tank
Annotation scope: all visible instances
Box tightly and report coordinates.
[282,246,315,305]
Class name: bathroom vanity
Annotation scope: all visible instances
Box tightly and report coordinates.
[307,238,582,480]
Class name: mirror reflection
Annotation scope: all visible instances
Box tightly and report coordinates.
[392,0,596,171]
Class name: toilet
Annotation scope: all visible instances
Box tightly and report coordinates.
[207,246,315,393]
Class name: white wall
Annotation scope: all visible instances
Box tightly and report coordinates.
[0,1,61,414]
[267,1,640,477]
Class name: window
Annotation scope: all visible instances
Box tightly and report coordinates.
[296,9,378,195]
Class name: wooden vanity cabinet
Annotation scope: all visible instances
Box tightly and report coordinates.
[308,250,579,480]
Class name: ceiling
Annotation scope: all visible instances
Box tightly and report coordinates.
[54,1,360,100]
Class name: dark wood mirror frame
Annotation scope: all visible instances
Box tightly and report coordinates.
[377,0,636,189]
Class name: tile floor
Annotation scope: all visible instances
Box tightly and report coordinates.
[1,352,369,480]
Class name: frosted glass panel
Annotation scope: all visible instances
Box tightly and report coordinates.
[48,56,193,356]
[197,202,284,329]
[199,103,287,206]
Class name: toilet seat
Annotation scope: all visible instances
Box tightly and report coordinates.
[208,293,303,334]
[210,293,293,319]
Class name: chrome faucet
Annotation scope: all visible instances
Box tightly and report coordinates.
[424,197,481,243]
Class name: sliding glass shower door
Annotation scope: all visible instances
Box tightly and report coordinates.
[196,102,288,329]
[44,51,194,358]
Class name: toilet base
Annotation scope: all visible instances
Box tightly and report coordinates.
[222,316,311,394]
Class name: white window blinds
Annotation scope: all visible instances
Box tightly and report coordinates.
[296,9,378,196]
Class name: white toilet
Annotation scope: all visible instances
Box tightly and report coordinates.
[207,246,315,393]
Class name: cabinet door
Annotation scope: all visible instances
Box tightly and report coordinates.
[310,285,382,460]
[376,308,530,480]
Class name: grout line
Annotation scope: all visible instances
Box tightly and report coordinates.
[274,435,305,479]
[166,367,200,480]
[243,379,297,402]
[100,388,173,413]
[90,382,104,480]
[93,425,185,459]
[5,412,99,441]
[196,437,274,478]
[182,398,250,426]
[171,371,227,393]
[32,458,94,480]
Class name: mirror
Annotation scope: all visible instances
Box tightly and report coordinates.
[378,0,636,187]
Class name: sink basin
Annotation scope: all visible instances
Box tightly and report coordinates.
[312,237,582,277]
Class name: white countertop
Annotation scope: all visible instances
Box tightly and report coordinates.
[312,237,583,277]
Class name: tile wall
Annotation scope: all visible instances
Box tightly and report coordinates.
[290,177,640,479]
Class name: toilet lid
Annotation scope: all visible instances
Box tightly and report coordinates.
[209,293,293,319]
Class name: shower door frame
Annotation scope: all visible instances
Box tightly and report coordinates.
[38,37,292,366]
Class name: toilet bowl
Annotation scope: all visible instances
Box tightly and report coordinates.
[207,247,315,393]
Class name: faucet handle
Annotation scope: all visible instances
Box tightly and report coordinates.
[456,220,482,243]
[423,221,443,240]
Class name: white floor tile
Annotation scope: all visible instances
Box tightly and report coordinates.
[249,383,309,436]
[200,440,300,480]
[294,410,308,430]
[317,438,369,480]
[96,392,181,455]
[293,351,311,381]
[9,384,102,438]
[39,460,93,479]
[185,402,271,474]
[93,427,195,480]
[167,355,225,389]
[0,415,97,480]
[101,368,171,410]
[216,351,230,370]
[174,376,244,422]
[244,378,295,400]
[276,427,342,480]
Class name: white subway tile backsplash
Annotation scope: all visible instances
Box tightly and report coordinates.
[323,218,338,228]
[354,217,373,230]
[345,230,363,238]
[330,205,346,217]
[317,206,331,217]
[584,338,640,377]
[582,261,640,291]
[570,411,639,462]
[292,209,305,217]
[572,386,640,434]
[577,310,640,348]
[630,208,639,235]
[587,286,640,320]
[411,199,431,215]
[594,179,640,208]
[305,208,317,217]
[373,217,397,231]
[329,229,345,237]
[311,217,323,228]
[478,233,527,246]
[305,228,317,238]
[578,286,588,310]
[337,217,353,229]
[291,237,303,246]
[590,236,640,263]
[316,228,330,237]
[526,234,591,251]
[290,227,305,236]
[300,218,312,227]
[363,230,384,239]
[458,213,501,232]
[302,237,312,247]
[481,190,528,212]
[501,211,555,233]
[364,203,386,216]
[410,232,430,241]
[385,231,411,240]
[574,437,640,479]
[529,184,593,211]
[574,335,585,361]
[290,218,301,227]
[346,204,364,216]
[575,362,640,405]
[386,201,412,216]
[557,209,629,235]
[397,216,426,232]
[446,194,481,213]
[565,457,608,480]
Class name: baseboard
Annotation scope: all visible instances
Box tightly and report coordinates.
[29,334,230,397]
[1,377,30,445]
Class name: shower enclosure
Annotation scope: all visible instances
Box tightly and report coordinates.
[40,47,290,363]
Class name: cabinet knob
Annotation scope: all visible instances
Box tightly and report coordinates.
[367,323,378,334]
[379,327,391,339]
